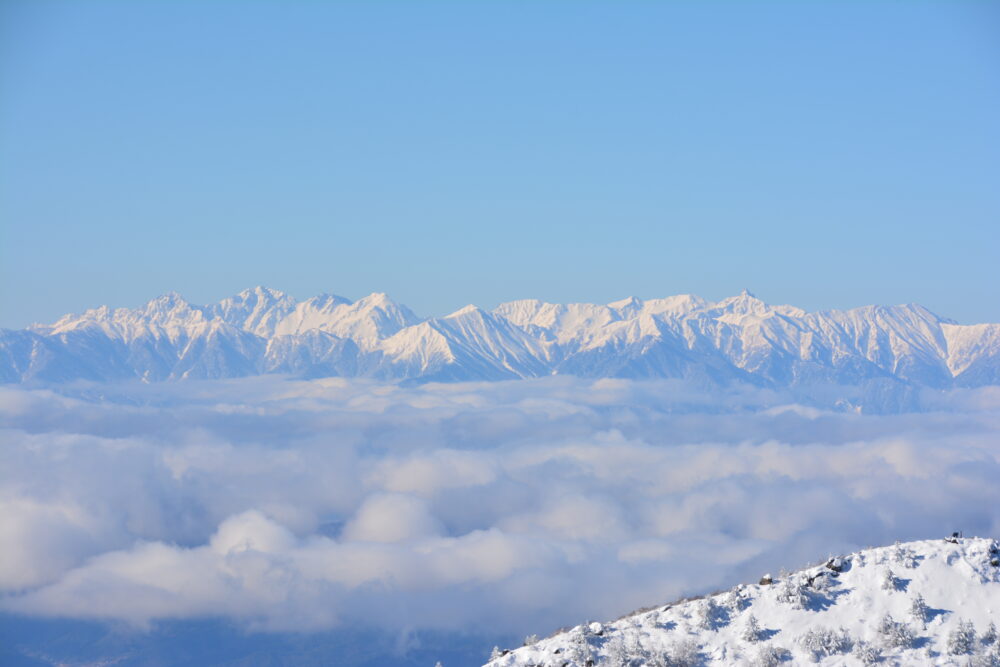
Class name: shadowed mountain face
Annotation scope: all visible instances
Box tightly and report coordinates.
[3,287,999,391]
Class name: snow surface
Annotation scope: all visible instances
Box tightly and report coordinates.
[5,288,1000,395]
[485,537,1000,666]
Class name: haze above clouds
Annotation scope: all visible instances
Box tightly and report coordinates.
[3,377,999,639]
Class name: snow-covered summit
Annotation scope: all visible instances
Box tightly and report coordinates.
[211,286,298,337]
[4,289,1000,396]
[485,536,1000,666]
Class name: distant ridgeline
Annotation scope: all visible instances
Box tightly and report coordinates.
[3,287,999,396]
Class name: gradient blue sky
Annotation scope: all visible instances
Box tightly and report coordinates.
[2,1,998,328]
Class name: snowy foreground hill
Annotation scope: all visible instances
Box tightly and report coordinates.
[485,537,1000,667]
[3,287,1000,395]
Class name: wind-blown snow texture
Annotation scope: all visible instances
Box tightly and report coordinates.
[5,287,1000,393]
[487,537,1000,667]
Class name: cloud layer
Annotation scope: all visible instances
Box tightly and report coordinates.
[2,377,999,638]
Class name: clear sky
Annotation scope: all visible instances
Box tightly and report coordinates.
[1,1,998,328]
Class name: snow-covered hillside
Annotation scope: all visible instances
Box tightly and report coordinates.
[3,287,1000,394]
[485,537,1000,667]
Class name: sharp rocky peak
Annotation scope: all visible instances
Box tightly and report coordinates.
[233,286,292,301]
[608,296,642,310]
[356,292,393,307]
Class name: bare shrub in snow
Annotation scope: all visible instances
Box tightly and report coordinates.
[877,613,914,649]
[742,614,763,643]
[799,627,852,662]
[948,619,977,655]
[752,644,790,667]
[852,639,882,665]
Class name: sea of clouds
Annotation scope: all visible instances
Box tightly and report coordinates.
[2,376,1000,649]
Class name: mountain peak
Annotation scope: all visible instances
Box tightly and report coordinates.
[608,296,642,311]
[151,290,186,304]
[356,292,394,308]
[712,290,770,317]
[726,288,762,303]
[6,289,996,390]
[446,304,482,318]
[143,291,193,315]
[237,286,289,300]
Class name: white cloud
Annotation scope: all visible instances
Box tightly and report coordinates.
[1,376,999,637]
[342,494,444,543]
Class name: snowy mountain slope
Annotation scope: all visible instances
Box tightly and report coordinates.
[210,286,298,338]
[943,323,1000,387]
[485,537,1000,667]
[271,291,420,344]
[3,288,1000,393]
[372,305,551,381]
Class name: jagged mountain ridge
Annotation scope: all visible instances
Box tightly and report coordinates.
[3,287,1000,389]
[484,537,1000,666]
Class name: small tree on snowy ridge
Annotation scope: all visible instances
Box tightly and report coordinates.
[753,644,790,667]
[696,598,725,631]
[881,568,902,592]
[984,622,998,646]
[948,619,977,655]
[604,634,629,667]
[909,593,930,626]
[852,640,882,665]
[776,577,810,609]
[567,627,593,666]
[664,638,702,667]
[725,587,750,612]
[892,541,918,568]
[969,645,1000,667]
[877,613,914,649]
[799,627,852,661]
[743,614,763,643]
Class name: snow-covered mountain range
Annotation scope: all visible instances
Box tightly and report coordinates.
[484,536,1000,666]
[3,287,999,390]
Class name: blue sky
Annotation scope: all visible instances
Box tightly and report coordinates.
[2,1,998,328]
